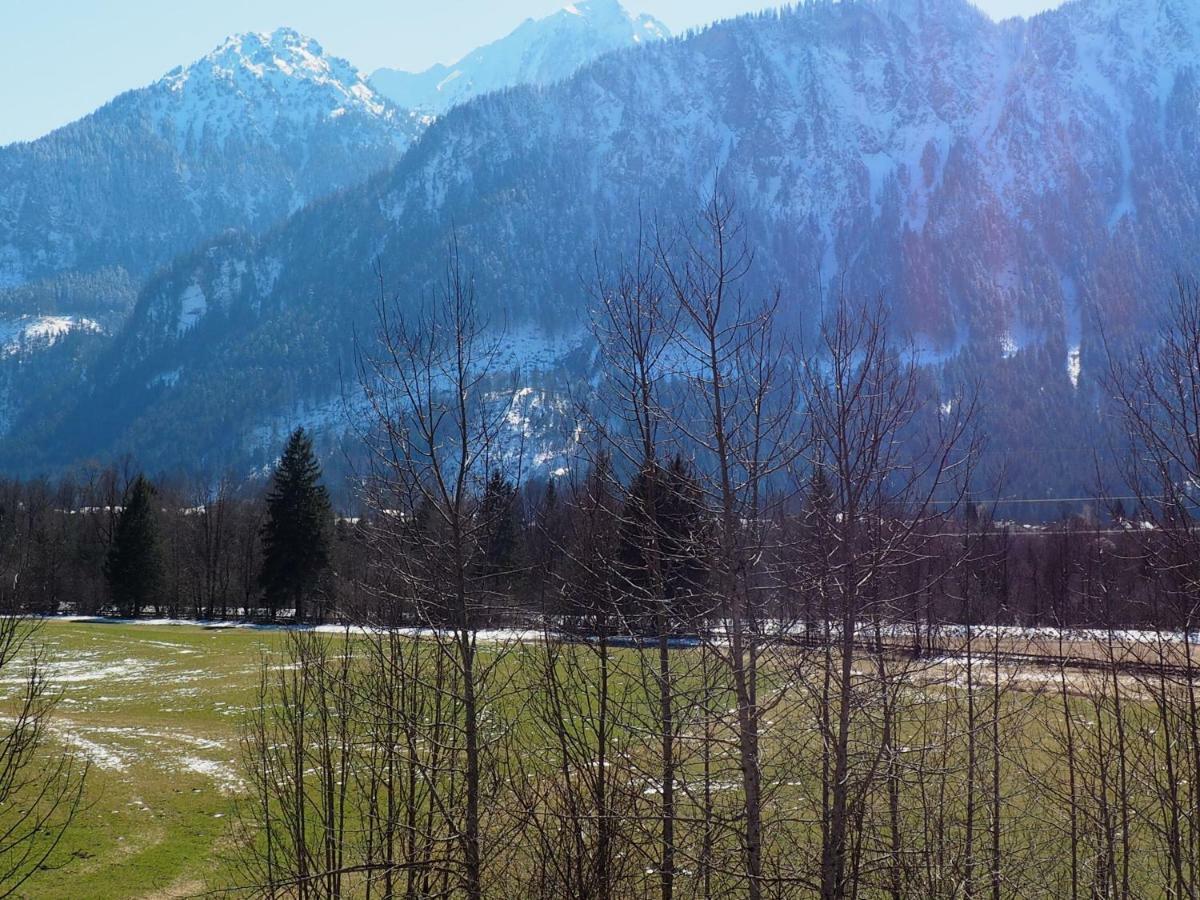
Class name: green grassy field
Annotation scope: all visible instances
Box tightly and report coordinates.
[3,620,1189,898]
[5,620,291,899]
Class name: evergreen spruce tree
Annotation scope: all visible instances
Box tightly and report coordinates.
[475,470,524,615]
[800,464,837,642]
[529,479,565,612]
[965,490,980,529]
[659,455,708,620]
[260,428,332,622]
[618,455,708,629]
[564,454,621,627]
[104,475,164,618]
[802,465,836,544]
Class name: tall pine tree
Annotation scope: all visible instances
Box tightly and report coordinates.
[260,428,332,622]
[618,455,708,630]
[475,470,524,620]
[105,475,164,618]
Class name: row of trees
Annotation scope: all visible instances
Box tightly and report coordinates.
[0,428,336,622]
[0,448,1190,634]
[0,445,1189,633]
[0,432,336,890]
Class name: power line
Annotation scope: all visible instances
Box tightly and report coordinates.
[975,446,1124,455]
[929,496,1152,506]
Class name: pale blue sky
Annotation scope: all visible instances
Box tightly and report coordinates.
[0,0,1063,146]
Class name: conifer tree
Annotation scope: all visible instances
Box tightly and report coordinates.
[618,455,708,629]
[564,454,621,626]
[260,428,332,622]
[475,470,523,614]
[104,474,164,617]
[529,479,566,613]
[659,455,708,618]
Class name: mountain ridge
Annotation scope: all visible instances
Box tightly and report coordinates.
[0,26,418,292]
[369,0,670,116]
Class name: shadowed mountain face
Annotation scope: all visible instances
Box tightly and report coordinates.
[369,0,670,117]
[3,0,1199,490]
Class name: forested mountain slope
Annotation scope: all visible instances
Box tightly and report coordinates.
[0,28,423,438]
[6,0,1199,491]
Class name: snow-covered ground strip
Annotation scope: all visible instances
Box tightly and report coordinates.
[53,727,131,772]
[918,652,1163,699]
[719,619,1200,647]
[3,710,241,788]
[47,615,548,642]
[848,621,1200,646]
[44,615,1200,649]
[0,653,163,687]
[52,724,243,791]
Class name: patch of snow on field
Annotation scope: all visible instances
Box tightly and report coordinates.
[54,728,129,771]
[48,658,156,684]
[137,638,201,654]
[0,654,154,687]
[180,756,245,793]
[43,719,240,786]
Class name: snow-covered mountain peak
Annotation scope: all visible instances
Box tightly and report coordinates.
[0,24,420,290]
[563,0,625,17]
[539,0,670,46]
[141,26,423,158]
[562,0,670,39]
[200,28,334,75]
[156,27,392,133]
[370,0,670,116]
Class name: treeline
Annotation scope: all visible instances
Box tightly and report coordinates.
[0,430,1186,634]
[0,436,353,621]
[0,444,1186,634]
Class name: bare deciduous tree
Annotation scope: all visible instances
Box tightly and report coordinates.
[0,616,87,896]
